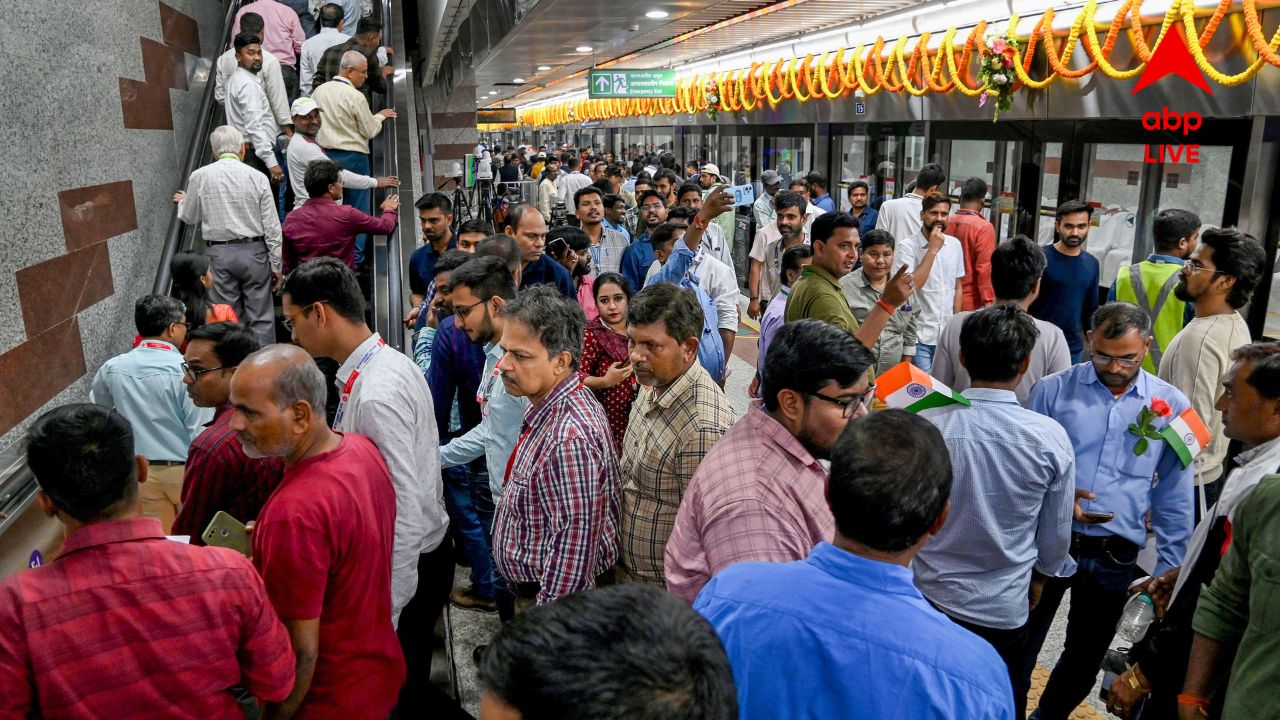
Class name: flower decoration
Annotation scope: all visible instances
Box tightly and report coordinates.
[704,78,722,121]
[1128,397,1174,457]
[978,31,1020,121]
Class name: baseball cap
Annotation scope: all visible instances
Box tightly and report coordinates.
[700,163,727,182]
[761,169,782,186]
[290,97,321,116]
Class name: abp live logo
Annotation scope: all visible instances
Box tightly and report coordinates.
[1132,23,1212,164]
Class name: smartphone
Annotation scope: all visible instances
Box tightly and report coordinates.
[202,511,250,556]
[1081,511,1115,523]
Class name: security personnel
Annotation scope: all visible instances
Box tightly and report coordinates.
[1111,208,1201,372]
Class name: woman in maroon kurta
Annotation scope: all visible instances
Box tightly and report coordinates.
[579,272,639,454]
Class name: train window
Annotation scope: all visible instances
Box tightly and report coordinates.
[718,134,756,188]
[764,136,811,187]
[1155,144,1230,228]
[836,133,869,210]
[903,135,926,189]
[1038,143,1065,245]
[1084,144,1145,288]
[949,140,997,199]
[651,127,674,154]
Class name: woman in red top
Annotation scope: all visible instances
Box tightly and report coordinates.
[579,272,638,454]
[136,254,239,349]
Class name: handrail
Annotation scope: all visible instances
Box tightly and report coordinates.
[153,0,241,295]
[374,0,406,352]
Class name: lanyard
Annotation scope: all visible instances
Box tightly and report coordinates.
[141,341,176,352]
[333,338,386,426]
[476,365,501,413]
[503,426,531,486]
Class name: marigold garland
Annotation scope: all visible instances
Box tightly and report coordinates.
[515,0,1280,127]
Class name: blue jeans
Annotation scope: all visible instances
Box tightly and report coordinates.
[1021,540,1140,720]
[912,343,936,372]
[326,149,372,264]
[442,460,496,599]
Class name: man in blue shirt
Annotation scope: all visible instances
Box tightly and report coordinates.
[1029,201,1101,363]
[619,189,668,293]
[806,170,837,213]
[696,410,1015,720]
[914,305,1076,719]
[90,295,212,533]
[503,202,575,299]
[1022,302,1194,720]
[847,179,878,239]
[407,193,457,310]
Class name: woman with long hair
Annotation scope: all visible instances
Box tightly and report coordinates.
[579,272,639,454]
[170,253,237,331]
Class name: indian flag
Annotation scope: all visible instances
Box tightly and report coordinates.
[874,362,971,413]
[1159,407,1211,469]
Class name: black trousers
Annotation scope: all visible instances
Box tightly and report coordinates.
[947,613,1031,719]
[393,541,473,719]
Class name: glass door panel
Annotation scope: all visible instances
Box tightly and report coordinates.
[1083,143,1145,288]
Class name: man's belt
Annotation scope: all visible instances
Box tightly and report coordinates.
[206,236,265,245]
[1071,532,1140,559]
[147,459,185,467]
[509,568,616,600]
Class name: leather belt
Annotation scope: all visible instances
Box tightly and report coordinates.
[147,460,185,467]
[207,236,264,245]
[510,568,616,599]
[1071,532,1139,559]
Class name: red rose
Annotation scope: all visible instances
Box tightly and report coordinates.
[1151,398,1172,417]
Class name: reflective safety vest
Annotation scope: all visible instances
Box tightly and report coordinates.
[1114,260,1187,373]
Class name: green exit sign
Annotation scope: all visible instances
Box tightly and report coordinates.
[588,69,678,99]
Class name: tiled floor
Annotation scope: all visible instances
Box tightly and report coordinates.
[439,351,1114,719]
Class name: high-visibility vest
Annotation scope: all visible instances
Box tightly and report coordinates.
[1114,260,1187,373]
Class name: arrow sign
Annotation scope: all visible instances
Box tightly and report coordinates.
[594,75,611,93]
[587,69,677,98]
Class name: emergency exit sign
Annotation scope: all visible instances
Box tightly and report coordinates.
[588,69,678,98]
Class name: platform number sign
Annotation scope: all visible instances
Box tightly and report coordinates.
[588,69,678,99]
[855,101,866,115]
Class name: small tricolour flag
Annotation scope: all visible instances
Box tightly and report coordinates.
[874,362,971,413]
[1159,407,1211,469]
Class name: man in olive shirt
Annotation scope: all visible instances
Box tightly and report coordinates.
[785,211,912,353]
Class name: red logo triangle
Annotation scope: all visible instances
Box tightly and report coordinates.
[1131,23,1213,95]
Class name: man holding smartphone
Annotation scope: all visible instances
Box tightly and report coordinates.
[1022,302,1194,720]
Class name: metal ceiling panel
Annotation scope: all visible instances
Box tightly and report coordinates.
[472,0,916,106]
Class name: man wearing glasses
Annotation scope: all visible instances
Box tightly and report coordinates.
[90,296,213,533]
[1021,302,1194,720]
[665,320,876,604]
[171,322,283,543]
[913,305,1076,719]
[619,189,669,293]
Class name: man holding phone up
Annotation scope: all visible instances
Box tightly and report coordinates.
[1021,302,1194,720]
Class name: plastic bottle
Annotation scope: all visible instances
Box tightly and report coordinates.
[1115,593,1156,643]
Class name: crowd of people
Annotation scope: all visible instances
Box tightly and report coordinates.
[3,7,1280,712]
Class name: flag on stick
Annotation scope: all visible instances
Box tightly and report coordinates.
[1159,407,1211,469]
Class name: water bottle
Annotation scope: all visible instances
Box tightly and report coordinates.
[1115,592,1156,642]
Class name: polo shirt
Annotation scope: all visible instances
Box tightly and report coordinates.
[253,433,406,719]
[784,264,859,333]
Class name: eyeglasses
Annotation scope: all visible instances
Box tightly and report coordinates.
[1183,260,1226,276]
[1090,352,1143,369]
[283,302,329,332]
[453,298,487,319]
[640,203,665,211]
[181,362,235,380]
[804,385,877,418]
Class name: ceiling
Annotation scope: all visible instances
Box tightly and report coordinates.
[472,0,917,107]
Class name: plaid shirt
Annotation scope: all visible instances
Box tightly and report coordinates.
[664,402,834,603]
[0,518,295,718]
[493,376,621,604]
[619,363,734,584]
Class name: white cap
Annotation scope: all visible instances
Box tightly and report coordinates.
[700,163,727,182]
[290,97,321,116]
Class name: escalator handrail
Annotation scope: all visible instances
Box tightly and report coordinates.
[376,0,405,352]
[153,0,242,295]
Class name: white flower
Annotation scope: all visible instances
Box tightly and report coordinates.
[992,73,1008,86]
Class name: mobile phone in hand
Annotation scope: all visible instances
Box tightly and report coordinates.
[1081,511,1115,523]
[202,511,250,556]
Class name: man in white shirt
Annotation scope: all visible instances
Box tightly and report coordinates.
[224,33,284,185]
[895,192,965,372]
[646,208,739,362]
[753,169,782,231]
[214,13,292,131]
[299,3,348,94]
[537,163,561,223]
[876,162,946,243]
[311,50,395,264]
[285,97,395,209]
[173,125,283,346]
[555,154,593,203]
[676,182,733,269]
[280,257,450,709]
[787,178,824,233]
[748,190,810,320]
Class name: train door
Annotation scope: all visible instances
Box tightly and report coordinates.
[761,126,813,187]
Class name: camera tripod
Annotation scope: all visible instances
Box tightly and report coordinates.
[474,179,495,226]
[438,176,472,231]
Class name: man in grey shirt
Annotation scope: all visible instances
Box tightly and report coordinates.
[933,235,1070,404]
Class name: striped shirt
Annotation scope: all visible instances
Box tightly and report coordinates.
[665,402,832,603]
[0,518,295,718]
[619,363,734,584]
[176,156,284,272]
[493,376,621,604]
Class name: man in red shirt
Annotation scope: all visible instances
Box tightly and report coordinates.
[229,344,405,719]
[0,403,294,718]
[946,177,996,311]
[282,158,399,272]
[172,321,283,542]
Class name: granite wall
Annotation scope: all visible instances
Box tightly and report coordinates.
[0,0,229,449]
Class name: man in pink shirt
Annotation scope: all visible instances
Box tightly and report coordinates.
[235,0,306,96]
[664,320,876,603]
[283,158,399,271]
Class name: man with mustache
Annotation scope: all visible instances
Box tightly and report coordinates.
[1022,302,1193,720]
[619,189,669,293]
[576,186,629,274]
[894,192,965,372]
[223,32,285,185]
[747,190,809,320]
[1029,200,1101,363]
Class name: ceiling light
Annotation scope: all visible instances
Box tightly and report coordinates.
[575,45,593,52]
[513,77,526,83]
[537,65,551,71]
[645,9,669,18]
[488,90,498,95]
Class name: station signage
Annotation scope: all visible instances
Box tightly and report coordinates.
[588,69,678,99]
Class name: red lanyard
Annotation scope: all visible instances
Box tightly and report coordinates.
[333,338,385,426]
[141,341,176,351]
[504,427,531,486]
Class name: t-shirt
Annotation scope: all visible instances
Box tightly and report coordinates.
[933,310,1071,404]
[253,433,406,720]
[1028,245,1101,355]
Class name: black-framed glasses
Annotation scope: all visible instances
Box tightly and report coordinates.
[1183,260,1226,276]
[804,385,876,418]
[1090,352,1143,369]
[181,362,235,380]
[453,298,487,319]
